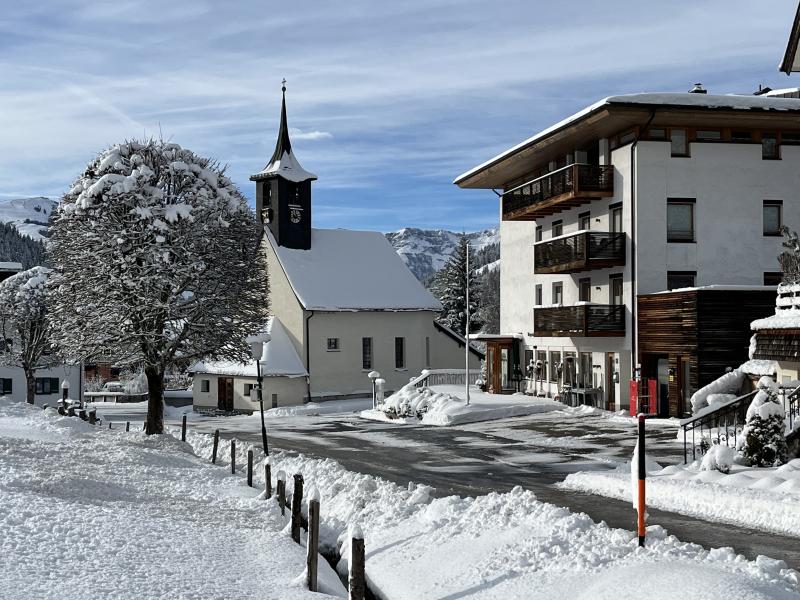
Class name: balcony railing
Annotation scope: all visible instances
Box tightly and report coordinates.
[502,163,614,221]
[535,231,626,274]
[534,304,625,337]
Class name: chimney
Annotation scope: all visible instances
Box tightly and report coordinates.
[688,83,707,94]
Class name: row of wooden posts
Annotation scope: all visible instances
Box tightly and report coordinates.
[104,417,367,597]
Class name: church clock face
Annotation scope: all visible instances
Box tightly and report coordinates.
[290,208,302,224]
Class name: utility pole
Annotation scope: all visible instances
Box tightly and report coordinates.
[465,241,470,406]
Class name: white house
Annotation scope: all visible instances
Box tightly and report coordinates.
[247,85,481,403]
[189,317,308,412]
[456,87,800,416]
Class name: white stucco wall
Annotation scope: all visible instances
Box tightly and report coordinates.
[193,374,307,411]
[0,364,81,405]
[263,237,307,360]
[307,310,481,398]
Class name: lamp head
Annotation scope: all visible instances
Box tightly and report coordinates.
[368,370,381,380]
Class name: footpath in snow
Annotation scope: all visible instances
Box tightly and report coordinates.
[0,398,345,600]
[360,383,561,426]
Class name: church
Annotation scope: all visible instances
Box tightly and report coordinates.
[192,86,481,411]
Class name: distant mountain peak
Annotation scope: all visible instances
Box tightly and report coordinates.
[0,197,58,241]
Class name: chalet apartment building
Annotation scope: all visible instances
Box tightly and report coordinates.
[456,87,800,417]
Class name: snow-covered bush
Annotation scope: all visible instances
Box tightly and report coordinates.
[700,444,734,474]
[382,385,456,420]
[48,140,269,434]
[0,267,57,403]
[741,376,787,467]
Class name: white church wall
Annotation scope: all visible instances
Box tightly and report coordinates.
[264,238,307,360]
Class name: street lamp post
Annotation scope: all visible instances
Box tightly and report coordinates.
[248,332,272,457]
[368,371,381,409]
[465,242,471,406]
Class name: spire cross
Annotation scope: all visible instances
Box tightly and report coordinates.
[282,78,287,93]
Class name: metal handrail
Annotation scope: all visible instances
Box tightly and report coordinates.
[503,162,578,197]
[680,390,756,464]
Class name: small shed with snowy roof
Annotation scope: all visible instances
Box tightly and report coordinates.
[189,317,308,412]
[750,283,800,384]
[249,85,481,401]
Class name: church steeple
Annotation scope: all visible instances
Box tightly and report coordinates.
[251,81,316,250]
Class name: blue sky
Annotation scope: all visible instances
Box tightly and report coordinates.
[0,0,797,232]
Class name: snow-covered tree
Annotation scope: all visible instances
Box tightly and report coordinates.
[477,266,500,334]
[0,267,56,403]
[779,226,800,284]
[431,234,483,335]
[741,376,787,467]
[48,140,269,434]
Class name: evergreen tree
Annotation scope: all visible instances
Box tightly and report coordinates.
[742,376,788,467]
[431,234,483,335]
[0,221,46,268]
[477,266,500,334]
[48,140,269,434]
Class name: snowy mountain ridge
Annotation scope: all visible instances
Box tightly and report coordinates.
[385,227,499,283]
[0,197,57,241]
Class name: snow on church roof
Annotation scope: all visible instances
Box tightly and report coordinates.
[189,317,307,378]
[269,228,442,311]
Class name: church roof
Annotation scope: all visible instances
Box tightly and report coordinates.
[268,228,442,312]
[188,317,308,378]
[251,84,317,183]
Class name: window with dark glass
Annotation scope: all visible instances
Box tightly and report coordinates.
[667,271,696,290]
[552,282,563,305]
[326,338,340,351]
[763,200,782,236]
[362,337,373,370]
[610,275,623,305]
[667,199,695,242]
[535,284,543,306]
[731,130,752,142]
[549,351,561,383]
[782,132,800,145]
[395,337,406,369]
[762,133,779,159]
[647,128,667,140]
[535,226,543,242]
[579,212,591,231]
[671,129,688,156]
[0,379,11,395]
[610,205,623,234]
[578,278,591,302]
[200,380,210,393]
[34,377,59,395]
[764,272,783,285]
[552,220,563,238]
[696,130,721,141]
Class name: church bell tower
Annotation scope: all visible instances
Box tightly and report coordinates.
[250,81,317,250]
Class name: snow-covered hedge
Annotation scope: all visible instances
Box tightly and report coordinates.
[381,385,456,420]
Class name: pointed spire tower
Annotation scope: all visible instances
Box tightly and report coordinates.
[251,80,317,250]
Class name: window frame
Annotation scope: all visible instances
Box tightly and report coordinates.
[578,211,591,231]
[200,379,210,393]
[667,271,697,291]
[549,350,562,383]
[394,337,406,369]
[326,337,340,352]
[578,277,591,303]
[551,220,563,238]
[761,132,780,160]
[552,282,563,305]
[535,226,543,243]
[609,274,624,306]
[667,198,696,243]
[0,378,11,395]
[362,337,373,370]
[535,284,543,306]
[670,128,689,157]
[763,200,783,236]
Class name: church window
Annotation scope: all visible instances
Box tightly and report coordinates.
[395,337,406,369]
[327,338,340,352]
[362,337,373,370]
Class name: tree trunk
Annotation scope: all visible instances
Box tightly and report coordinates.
[24,368,35,405]
[145,365,165,435]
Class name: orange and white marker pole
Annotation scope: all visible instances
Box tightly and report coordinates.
[637,413,646,547]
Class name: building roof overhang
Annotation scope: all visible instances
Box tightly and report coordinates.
[780,2,800,74]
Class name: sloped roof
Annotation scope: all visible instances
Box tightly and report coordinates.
[189,317,307,378]
[780,2,800,74]
[455,92,800,187]
[269,228,442,311]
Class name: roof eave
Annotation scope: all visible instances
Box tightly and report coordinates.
[780,2,800,75]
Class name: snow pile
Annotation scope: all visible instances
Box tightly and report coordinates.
[364,384,561,426]
[701,444,735,474]
[561,457,800,537]
[179,428,800,599]
[0,397,343,599]
[690,367,745,413]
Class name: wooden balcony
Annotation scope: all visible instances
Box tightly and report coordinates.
[534,304,625,337]
[502,163,614,221]
[535,231,626,274]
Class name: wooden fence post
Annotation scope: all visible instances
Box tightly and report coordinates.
[291,473,304,543]
[349,525,365,600]
[230,440,236,474]
[264,458,272,499]
[277,471,286,516]
[108,422,112,430]
[181,415,187,442]
[212,429,219,464]
[67,406,75,417]
[306,490,320,592]
[247,449,254,487]
[79,409,87,421]
[88,410,96,425]
[125,421,130,432]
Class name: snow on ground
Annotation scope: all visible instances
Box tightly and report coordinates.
[0,397,345,599]
[180,428,800,600]
[560,457,800,537]
[361,384,561,426]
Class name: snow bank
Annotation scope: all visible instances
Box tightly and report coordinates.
[561,458,800,537]
[0,397,342,599]
[690,368,745,414]
[365,384,560,426]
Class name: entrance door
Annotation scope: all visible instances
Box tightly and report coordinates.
[677,356,692,417]
[656,358,670,417]
[605,353,616,410]
[218,377,234,412]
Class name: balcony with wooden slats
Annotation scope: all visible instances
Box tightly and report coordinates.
[502,163,614,221]
[534,304,625,337]
[535,231,625,274]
